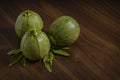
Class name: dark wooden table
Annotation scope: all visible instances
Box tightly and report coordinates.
[0,0,120,80]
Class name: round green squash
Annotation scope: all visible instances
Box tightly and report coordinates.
[48,16,80,48]
[21,30,50,61]
[15,10,43,38]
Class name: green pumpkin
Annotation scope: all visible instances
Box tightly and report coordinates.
[48,16,80,48]
[20,30,50,61]
[15,10,43,38]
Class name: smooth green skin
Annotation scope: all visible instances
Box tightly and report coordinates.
[21,30,50,61]
[15,10,43,38]
[48,16,80,47]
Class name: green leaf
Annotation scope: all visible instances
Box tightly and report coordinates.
[20,57,29,67]
[7,49,21,55]
[52,49,69,56]
[43,52,54,72]
[9,53,23,67]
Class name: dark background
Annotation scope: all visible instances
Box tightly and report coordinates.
[0,0,120,80]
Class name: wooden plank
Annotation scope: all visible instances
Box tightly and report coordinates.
[0,0,120,80]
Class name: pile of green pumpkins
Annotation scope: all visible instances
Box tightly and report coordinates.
[7,10,80,72]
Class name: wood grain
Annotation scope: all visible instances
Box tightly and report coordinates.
[0,0,120,80]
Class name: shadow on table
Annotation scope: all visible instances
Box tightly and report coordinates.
[0,26,20,67]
